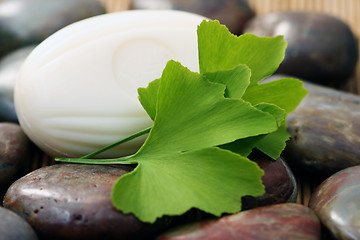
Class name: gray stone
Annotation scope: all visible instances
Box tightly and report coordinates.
[0,122,31,190]
[0,45,36,101]
[0,0,106,57]
[0,46,36,123]
[0,206,38,240]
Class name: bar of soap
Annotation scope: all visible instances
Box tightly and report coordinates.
[15,10,206,157]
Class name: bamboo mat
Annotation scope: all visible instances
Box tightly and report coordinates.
[19,0,360,208]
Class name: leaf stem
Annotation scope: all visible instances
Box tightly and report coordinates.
[55,127,151,163]
[81,127,151,159]
[56,155,137,165]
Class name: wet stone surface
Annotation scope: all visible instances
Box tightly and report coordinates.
[131,0,255,35]
[157,203,321,240]
[244,12,358,88]
[3,164,170,240]
[0,206,38,240]
[0,122,32,191]
[309,166,360,240]
[0,0,106,57]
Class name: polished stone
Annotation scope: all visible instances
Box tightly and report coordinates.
[0,122,31,190]
[264,74,360,178]
[284,79,360,178]
[0,206,38,240]
[0,0,106,57]
[242,151,297,210]
[244,12,358,88]
[309,165,360,239]
[0,45,36,123]
[157,203,321,240]
[0,45,36,101]
[131,0,254,35]
[3,164,169,240]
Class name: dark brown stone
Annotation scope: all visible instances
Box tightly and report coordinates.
[157,203,321,240]
[242,151,297,210]
[131,0,255,35]
[3,164,168,240]
[244,12,358,88]
[283,79,360,178]
[309,166,360,240]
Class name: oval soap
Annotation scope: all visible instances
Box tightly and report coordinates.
[15,10,206,157]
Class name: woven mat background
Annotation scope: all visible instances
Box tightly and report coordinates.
[21,0,360,208]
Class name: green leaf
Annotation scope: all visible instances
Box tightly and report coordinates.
[112,147,264,223]
[138,78,160,120]
[111,60,279,222]
[243,78,308,114]
[136,61,278,155]
[255,123,291,159]
[203,64,251,98]
[56,20,308,224]
[219,103,286,159]
[254,103,286,127]
[138,63,251,122]
[219,135,264,157]
[197,20,287,85]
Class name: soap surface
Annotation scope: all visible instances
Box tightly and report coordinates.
[15,10,206,157]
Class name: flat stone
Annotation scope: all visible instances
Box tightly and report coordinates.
[0,122,32,190]
[3,164,169,240]
[0,206,38,240]
[309,165,360,239]
[157,203,321,240]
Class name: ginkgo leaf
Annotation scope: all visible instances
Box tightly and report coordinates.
[138,78,160,120]
[138,64,251,121]
[243,78,308,114]
[110,60,279,222]
[254,123,290,159]
[136,60,278,155]
[112,147,265,223]
[56,20,308,224]
[197,20,287,85]
[203,64,251,98]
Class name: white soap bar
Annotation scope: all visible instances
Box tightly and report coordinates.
[15,10,206,157]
